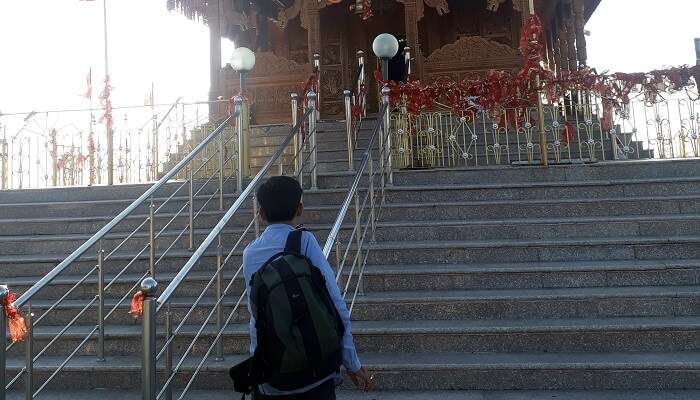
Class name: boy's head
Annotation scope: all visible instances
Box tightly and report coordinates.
[256,176,303,223]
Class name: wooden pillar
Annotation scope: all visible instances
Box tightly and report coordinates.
[403,0,423,80]
[306,1,321,63]
[564,3,577,71]
[572,0,587,67]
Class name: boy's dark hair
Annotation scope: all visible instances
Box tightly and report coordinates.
[256,176,303,223]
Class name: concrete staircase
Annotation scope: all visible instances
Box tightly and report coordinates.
[3,118,700,399]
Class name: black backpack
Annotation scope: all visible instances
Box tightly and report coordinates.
[249,228,345,391]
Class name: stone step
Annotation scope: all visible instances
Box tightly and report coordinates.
[380,177,700,204]
[11,316,699,358]
[6,259,700,300]
[8,214,700,256]
[6,389,700,400]
[21,285,700,326]
[5,192,700,237]
[5,352,699,390]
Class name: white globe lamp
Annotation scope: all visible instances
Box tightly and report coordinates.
[373,33,400,81]
[230,47,256,91]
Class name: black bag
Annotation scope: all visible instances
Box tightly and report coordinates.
[229,354,268,398]
[249,228,345,391]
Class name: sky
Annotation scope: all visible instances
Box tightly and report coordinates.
[0,0,699,114]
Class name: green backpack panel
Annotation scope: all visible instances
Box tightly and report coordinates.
[250,229,344,391]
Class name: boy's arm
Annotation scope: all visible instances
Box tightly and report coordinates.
[303,232,362,373]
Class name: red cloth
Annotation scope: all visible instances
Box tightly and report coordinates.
[129,290,146,319]
[3,292,28,343]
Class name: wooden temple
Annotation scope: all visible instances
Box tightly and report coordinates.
[169,0,602,124]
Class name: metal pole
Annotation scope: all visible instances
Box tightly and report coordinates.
[253,196,261,238]
[149,199,156,278]
[404,46,412,78]
[382,86,393,186]
[235,96,245,193]
[188,158,194,250]
[97,241,105,362]
[381,59,389,83]
[103,0,113,186]
[219,125,225,210]
[164,307,173,400]
[313,54,321,121]
[308,91,318,189]
[0,286,7,400]
[24,303,32,400]
[141,278,158,400]
[357,50,366,117]
[215,238,224,361]
[291,94,300,176]
[528,0,548,166]
[344,90,354,171]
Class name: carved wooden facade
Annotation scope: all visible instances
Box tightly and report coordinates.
[209,0,601,123]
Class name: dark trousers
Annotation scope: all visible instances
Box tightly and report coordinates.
[252,380,336,400]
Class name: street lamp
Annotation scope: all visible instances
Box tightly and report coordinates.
[230,47,256,92]
[373,33,399,82]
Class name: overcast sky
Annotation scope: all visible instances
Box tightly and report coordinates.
[1,0,699,115]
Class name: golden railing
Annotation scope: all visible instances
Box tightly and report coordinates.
[390,96,700,169]
[0,99,229,190]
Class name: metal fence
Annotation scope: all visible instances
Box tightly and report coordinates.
[0,100,227,190]
[390,96,700,170]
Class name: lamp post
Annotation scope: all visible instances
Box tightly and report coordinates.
[231,47,256,93]
[373,33,399,82]
[230,47,256,181]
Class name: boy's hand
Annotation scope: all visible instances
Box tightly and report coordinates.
[347,367,375,392]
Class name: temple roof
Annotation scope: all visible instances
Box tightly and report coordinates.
[167,0,603,34]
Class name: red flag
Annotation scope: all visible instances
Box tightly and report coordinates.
[85,68,92,99]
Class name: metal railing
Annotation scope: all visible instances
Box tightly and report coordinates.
[1,100,242,399]
[323,86,392,315]
[137,92,319,400]
[390,96,700,169]
[0,99,227,190]
[343,49,368,172]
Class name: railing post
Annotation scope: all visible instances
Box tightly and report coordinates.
[291,93,300,177]
[97,240,105,362]
[24,302,32,400]
[253,195,261,238]
[164,306,173,400]
[344,90,354,172]
[219,123,225,209]
[0,285,7,400]
[313,53,321,121]
[215,236,224,361]
[235,96,245,193]
[188,157,194,251]
[382,85,393,187]
[404,46,412,78]
[149,198,156,278]
[357,50,366,117]
[308,91,318,190]
[141,278,158,400]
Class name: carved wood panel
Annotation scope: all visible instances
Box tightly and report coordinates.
[221,51,312,125]
[423,36,521,82]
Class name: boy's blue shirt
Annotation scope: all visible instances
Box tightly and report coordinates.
[242,223,362,395]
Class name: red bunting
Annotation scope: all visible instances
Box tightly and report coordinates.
[376,14,699,128]
[129,290,146,319]
[3,292,28,343]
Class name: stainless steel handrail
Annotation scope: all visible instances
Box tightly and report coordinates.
[323,101,389,258]
[12,109,240,309]
[139,90,320,400]
[157,107,313,306]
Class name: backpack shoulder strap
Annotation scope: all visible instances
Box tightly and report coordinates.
[284,228,307,255]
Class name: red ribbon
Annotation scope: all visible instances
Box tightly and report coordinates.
[129,290,146,319]
[3,292,28,343]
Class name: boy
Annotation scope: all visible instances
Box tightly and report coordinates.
[242,176,373,399]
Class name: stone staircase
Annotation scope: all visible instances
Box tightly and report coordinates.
[3,118,700,399]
